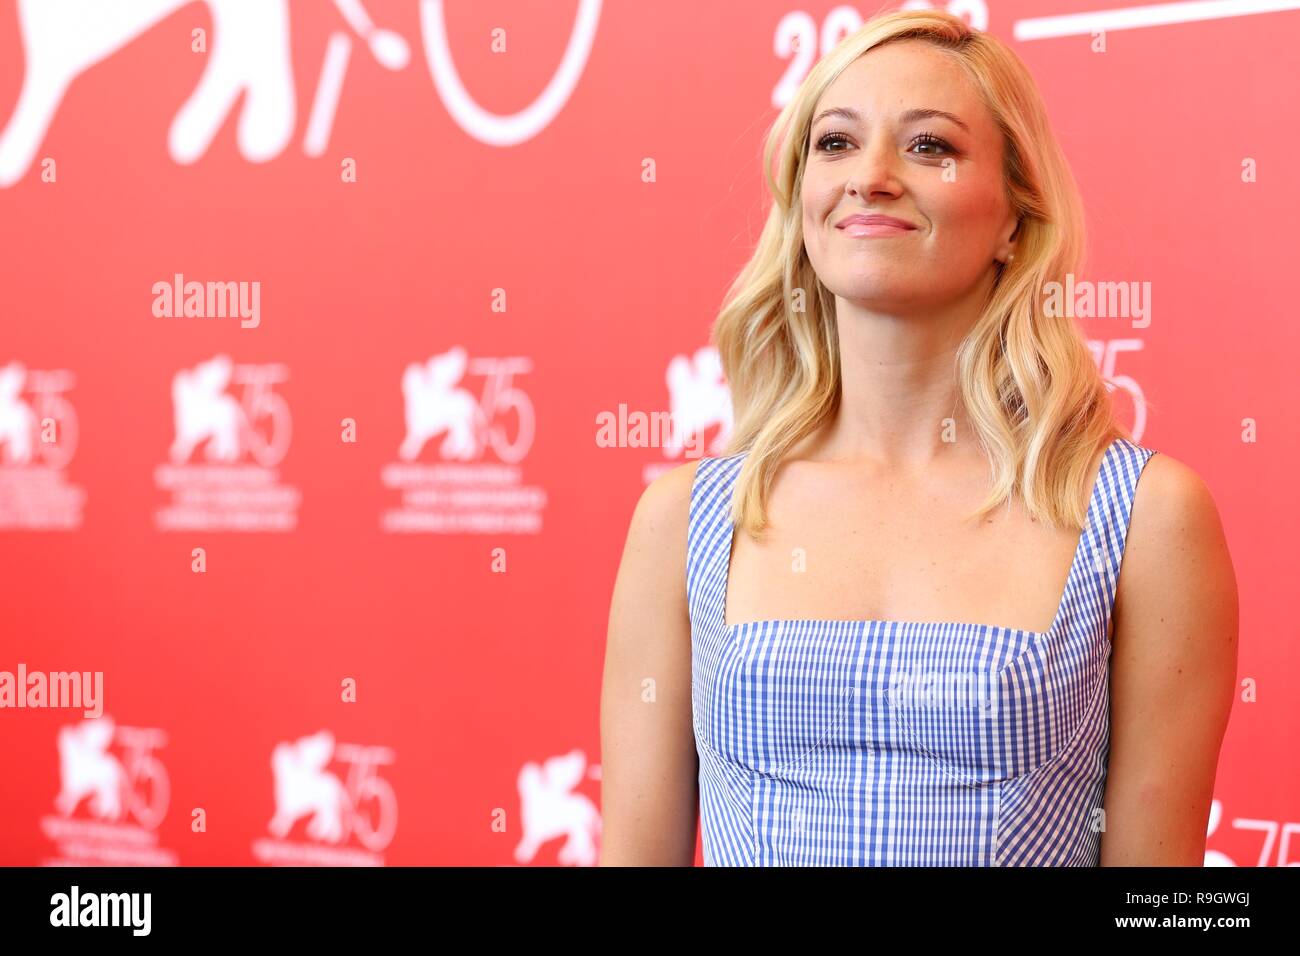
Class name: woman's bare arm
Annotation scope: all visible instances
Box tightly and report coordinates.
[1099,453,1239,865]
[598,460,701,865]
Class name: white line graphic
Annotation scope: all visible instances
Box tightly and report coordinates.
[1014,0,1300,41]
[304,33,353,157]
[420,0,603,147]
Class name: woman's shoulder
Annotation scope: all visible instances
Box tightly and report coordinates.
[629,453,745,539]
[1126,445,1222,533]
[1115,444,1237,642]
[639,458,704,516]
[621,460,702,561]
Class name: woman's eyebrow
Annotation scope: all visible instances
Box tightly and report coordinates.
[811,106,970,132]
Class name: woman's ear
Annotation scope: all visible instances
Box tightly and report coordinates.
[997,216,1022,264]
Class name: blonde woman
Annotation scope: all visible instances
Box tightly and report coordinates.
[600,9,1237,866]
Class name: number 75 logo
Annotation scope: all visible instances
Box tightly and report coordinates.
[1087,338,1146,441]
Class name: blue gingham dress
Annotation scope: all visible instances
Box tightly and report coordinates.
[688,436,1158,865]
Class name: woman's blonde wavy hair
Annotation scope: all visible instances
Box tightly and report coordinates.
[715,8,1129,540]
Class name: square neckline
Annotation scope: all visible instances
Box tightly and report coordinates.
[718,438,1119,639]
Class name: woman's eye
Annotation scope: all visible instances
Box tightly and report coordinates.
[815,132,955,157]
[910,134,953,156]
[816,132,851,153]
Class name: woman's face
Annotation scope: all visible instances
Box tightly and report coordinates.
[801,40,1019,313]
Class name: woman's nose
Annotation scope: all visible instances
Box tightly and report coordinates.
[846,135,903,198]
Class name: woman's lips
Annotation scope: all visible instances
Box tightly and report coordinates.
[839,221,917,237]
[835,214,918,238]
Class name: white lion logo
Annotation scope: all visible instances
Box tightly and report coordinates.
[514,749,601,866]
[0,361,36,464]
[268,730,349,844]
[54,717,126,821]
[665,347,732,457]
[169,355,242,463]
[399,347,480,461]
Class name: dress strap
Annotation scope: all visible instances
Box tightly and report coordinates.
[687,454,746,634]
[1068,436,1159,632]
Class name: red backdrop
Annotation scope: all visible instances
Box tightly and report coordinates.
[0,0,1296,866]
